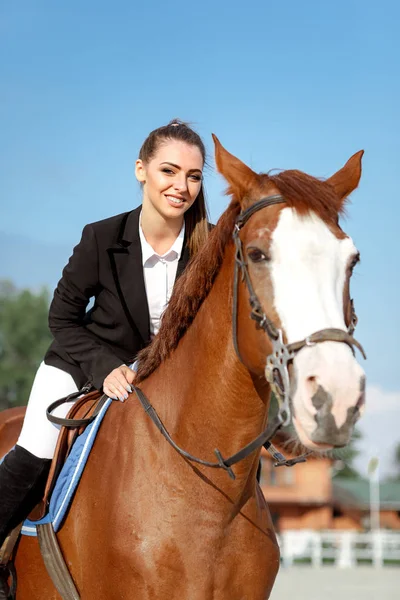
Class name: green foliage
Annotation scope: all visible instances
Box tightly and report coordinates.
[395,442,400,468]
[0,280,52,410]
[388,442,400,481]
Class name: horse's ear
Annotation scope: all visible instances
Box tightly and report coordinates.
[327,150,364,206]
[212,134,260,204]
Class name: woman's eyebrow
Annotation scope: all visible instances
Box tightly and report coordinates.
[159,161,202,174]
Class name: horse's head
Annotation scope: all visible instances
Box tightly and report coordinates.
[213,135,366,451]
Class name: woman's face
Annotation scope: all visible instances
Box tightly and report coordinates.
[135,139,204,221]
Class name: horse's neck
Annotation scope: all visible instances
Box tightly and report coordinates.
[142,252,270,500]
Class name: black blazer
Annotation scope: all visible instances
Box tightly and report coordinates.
[44,206,191,390]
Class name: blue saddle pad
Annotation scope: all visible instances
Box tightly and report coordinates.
[22,398,112,536]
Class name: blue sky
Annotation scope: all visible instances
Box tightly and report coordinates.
[1,1,399,476]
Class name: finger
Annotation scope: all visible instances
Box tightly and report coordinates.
[103,385,118,401]
[119,366,136,387]
[115,369,134,393]
[110,372,131,396]
[104,383,122,401]
[105,380,128,402]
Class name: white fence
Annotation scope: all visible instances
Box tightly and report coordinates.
[277,530,400,568]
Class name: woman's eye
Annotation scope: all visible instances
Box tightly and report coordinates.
[190,174,202,182]
[248,247,270,263]
[162,168,175,175]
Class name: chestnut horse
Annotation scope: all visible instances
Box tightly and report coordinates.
[0,137,366,599]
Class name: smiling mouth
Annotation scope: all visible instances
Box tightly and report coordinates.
[165,195,185,205]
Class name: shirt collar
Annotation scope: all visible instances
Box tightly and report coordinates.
[139,213,185,266]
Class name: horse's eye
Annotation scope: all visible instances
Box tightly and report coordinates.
[248,247,270,263]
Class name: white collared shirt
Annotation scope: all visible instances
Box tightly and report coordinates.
[139,215,185,337]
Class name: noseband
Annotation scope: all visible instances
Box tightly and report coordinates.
[128,195,366,480]
[232,194,366,427]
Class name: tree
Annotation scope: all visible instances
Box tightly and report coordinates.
[0,280,52,410]
[390,442,400,481]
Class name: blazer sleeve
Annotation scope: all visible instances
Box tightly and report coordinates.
[48,224,124,388]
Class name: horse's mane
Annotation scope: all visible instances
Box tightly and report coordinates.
[135,198,241,382]
[268,169,344,224]
[135,169,342,382]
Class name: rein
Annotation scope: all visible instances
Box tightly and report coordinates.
[131,386,284,480]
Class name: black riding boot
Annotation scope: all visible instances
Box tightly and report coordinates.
[0,446,51,599]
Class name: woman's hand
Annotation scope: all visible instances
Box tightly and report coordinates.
[103,365,136,402]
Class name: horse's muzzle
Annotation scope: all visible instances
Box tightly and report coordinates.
[310,382,364,447]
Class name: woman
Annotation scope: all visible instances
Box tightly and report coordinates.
[0,119,209,550]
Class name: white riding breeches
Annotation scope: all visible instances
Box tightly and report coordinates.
[17,362,79,459]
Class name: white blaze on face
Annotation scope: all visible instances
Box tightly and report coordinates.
[269,208,364,437]
[270,208,355,342]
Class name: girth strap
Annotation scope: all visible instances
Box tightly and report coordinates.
[37,523,80,600]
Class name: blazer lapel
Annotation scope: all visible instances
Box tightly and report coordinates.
[107,207,151,345]
[125,233,151,345]
[176,241,190,279]
[107,207,192,345]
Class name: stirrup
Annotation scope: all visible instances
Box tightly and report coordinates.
[0,526,22,567]
[0,562,16,600]
[0,525,21,600]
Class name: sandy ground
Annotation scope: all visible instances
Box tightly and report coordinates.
[270,566,399,600]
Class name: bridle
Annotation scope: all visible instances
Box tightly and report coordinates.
[48,194,367,481]
[232,194,366,428]
[129,194,366,479]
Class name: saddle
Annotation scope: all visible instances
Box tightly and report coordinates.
[29,388,104,522]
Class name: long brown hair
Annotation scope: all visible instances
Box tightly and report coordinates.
[138,119,210,256]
